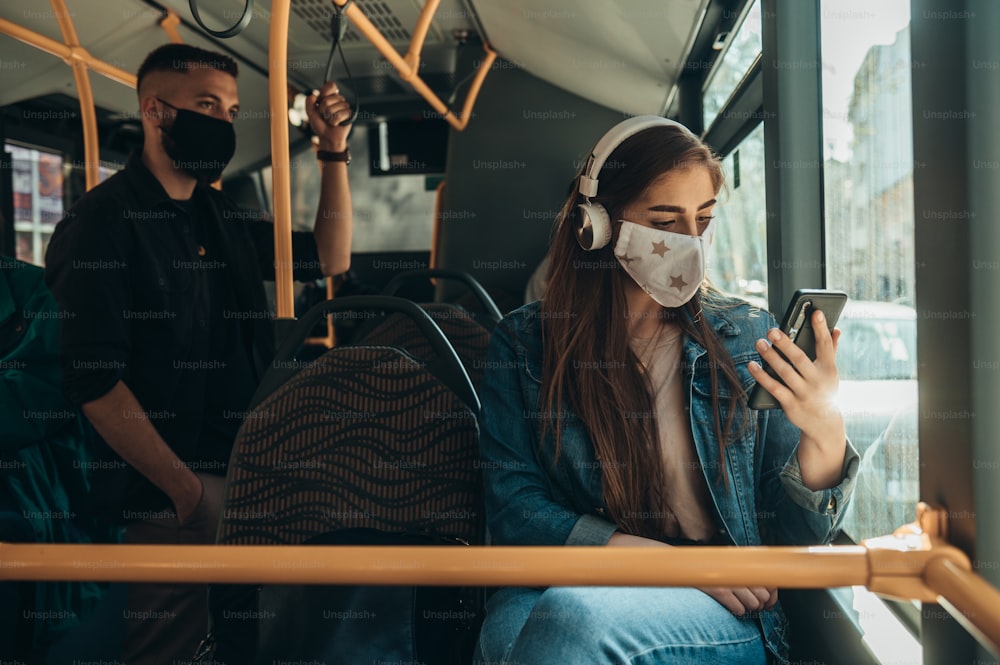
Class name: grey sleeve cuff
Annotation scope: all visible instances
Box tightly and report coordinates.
[565,513,619,545]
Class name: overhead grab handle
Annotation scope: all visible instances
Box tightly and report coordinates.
[188,0,254,38]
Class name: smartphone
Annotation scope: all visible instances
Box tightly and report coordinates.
[748,289,849,410]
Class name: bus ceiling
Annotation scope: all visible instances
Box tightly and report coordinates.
[1,0,484,173]
[0,0,734,145]
[468,0,711,117]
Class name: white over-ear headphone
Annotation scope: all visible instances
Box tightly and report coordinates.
[575,115,695,251]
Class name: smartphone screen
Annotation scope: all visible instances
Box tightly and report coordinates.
[748,289,848,410]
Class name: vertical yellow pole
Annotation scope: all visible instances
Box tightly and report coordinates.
[430,180,446,270]
[49,0,100,191]
[268,0,295,319]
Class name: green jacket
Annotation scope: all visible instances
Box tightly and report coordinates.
[0,256,116,649]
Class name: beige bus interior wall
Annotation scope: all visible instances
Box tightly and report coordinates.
[437,58,623,312]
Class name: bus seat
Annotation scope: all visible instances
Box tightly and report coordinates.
[209,297,483,664]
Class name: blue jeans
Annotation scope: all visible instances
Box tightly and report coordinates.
[475,587,769,665]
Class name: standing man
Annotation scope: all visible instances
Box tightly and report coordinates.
[45,43,355,664]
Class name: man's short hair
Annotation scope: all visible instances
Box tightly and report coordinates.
[136,44,238,94]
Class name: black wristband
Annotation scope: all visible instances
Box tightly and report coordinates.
[317,148,351,164]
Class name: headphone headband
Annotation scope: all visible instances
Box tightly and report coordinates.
[573,115,695,251]
[577,115,694,199]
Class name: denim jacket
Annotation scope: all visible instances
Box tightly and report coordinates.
[479,299,860,662]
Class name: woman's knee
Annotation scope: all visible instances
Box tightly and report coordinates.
[477,587,612,663]
[507,587,766,665]
[528,587,600,632]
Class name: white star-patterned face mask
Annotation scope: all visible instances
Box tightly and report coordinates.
[613,219,715,308]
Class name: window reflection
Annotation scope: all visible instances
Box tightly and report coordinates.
[820,0,916,542]
[703,0,762,128]
[711,123,767,303]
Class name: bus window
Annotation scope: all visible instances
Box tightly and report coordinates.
[260,124,437,252]
[8,142,63,267]
[699,0,767,305]
[820,0,916,543]
[702,0,762,128]
[711,123,767,303]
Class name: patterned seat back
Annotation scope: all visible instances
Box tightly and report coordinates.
[220,346,481,546]
[357,303,490,391]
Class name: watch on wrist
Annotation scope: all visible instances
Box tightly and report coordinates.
[317,148,351,164]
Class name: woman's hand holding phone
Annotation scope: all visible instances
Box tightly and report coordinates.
[748,309,849,490]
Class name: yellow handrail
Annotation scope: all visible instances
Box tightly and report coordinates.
[926,557,1000,656]
[0,543,869,587]
[430,179,446,270]
[159,9,184,44]
[0,19,137,89]
[403,0,438,74]
[268,0,295,320]
[0,514,996,653]
[49,0,100,190]
[331,0,495,130]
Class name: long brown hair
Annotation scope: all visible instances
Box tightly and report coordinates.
[540,125,749,539]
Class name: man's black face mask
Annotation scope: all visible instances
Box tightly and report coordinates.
[157,98,236,183]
